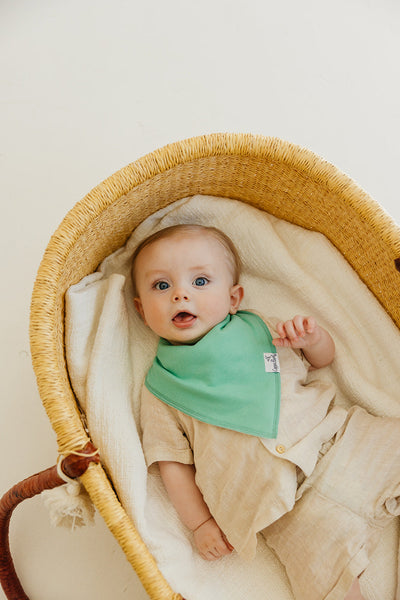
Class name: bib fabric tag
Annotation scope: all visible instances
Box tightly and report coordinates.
[264,352,280,373]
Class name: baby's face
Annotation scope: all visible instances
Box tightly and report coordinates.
[134,232,243,344]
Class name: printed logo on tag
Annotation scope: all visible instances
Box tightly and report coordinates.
[264,353,280,373]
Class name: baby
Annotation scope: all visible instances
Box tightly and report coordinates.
[132,224,399,600]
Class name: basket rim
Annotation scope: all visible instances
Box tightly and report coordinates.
[37,132,400,268]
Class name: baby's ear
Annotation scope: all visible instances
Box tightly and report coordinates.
[229,284,244,314]
[134,297,146,322]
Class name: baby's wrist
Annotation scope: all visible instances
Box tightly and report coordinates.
[192,516,214,533]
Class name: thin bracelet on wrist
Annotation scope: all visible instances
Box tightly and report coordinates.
[192,516,214,533]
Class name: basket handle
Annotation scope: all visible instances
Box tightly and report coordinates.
[0,442,99,600]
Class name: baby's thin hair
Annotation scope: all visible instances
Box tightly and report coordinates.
[131,224,241,294]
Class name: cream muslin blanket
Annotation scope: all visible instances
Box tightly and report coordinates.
[65,195,400,600]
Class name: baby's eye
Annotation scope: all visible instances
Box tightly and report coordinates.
[154,281,170,291]
[193,277,209,287]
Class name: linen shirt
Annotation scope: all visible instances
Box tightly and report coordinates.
[140,316,347,559]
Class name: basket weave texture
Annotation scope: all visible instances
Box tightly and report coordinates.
[29,133,400,599]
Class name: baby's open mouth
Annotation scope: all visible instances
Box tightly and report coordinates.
[172,311,197,326]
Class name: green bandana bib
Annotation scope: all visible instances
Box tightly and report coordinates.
[145,310,281,438]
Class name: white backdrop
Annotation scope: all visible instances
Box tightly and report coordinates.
[1,1,399,599]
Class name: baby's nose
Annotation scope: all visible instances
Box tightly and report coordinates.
[173,288,190,301]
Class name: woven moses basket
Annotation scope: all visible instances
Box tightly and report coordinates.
[1,133,400,600]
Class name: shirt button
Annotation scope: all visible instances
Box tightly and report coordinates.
[276,444,286,454]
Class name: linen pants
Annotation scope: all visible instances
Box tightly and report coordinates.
[263,406,400,600]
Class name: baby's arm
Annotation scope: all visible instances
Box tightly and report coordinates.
[158,461,234,560]
[273,315,335,369]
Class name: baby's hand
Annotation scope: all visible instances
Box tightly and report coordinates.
[193,517,234,561]
[273,315,322,349]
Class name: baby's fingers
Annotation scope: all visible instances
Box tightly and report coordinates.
[279,316,315,339]
[276,320,297,340]
[281,319,300,341]
[292,315,308,337]
[223,534,235,552]
[195,520,233,560]
[275,321,286,339]
[293,315,317,337]
[273,321,296,347]
[207,533,233,559]
[304,316,316,334]
[218,536,234,555]
[273,316,316,348]
[201,548,220,561]
[200,540,232,561]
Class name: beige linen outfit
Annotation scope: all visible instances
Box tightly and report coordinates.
[140,317,400,599]
[265,405,400,599]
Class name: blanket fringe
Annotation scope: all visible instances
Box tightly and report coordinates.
[41,481,95,529]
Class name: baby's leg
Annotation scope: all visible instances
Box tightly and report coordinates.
[263,407,400,600]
